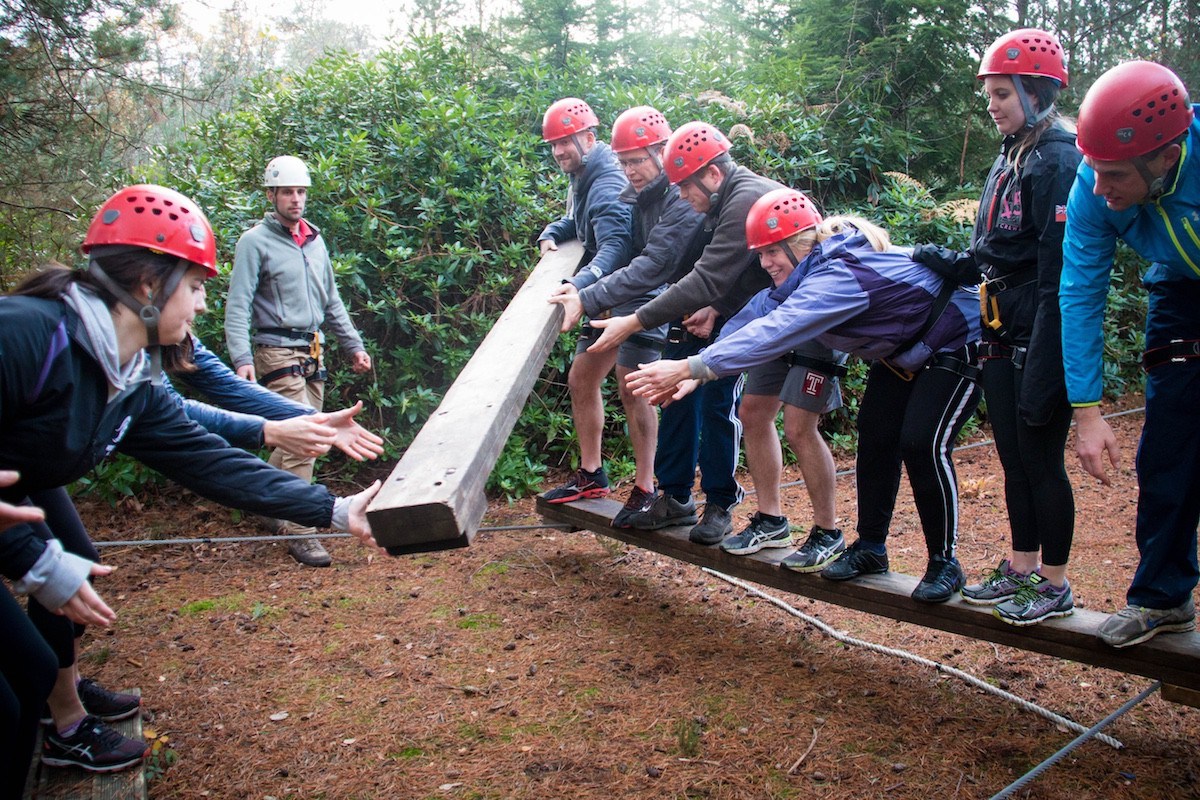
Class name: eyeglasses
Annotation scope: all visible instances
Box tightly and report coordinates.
[618,156,652,170]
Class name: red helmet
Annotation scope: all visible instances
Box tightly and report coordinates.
[611,106,671,153]
[664,122,731,184]
[1077,61,1193,161]
[745,189,822,250]
[83,184,217,278]
[542,98,599,142]
[977,28,1068,87]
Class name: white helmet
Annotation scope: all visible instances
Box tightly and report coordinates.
[263,155,311,187]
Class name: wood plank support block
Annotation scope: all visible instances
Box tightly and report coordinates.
[540,496,1200,697]
[1161,684,1200,708]
[370,241,583,554]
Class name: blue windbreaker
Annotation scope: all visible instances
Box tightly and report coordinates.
[1059,108,1200,405]
[701,229,981,377]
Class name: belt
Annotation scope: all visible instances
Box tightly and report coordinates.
[979,341,1027,368]
[1143,338,1200,370]
[259,327,319,341]
[780,351,848,378]
[981,266,1038,294]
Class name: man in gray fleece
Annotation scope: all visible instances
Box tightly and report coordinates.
[590,121,785,544]
[225,155,372,567]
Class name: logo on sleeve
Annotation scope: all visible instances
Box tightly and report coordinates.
[1055,204,1067,223]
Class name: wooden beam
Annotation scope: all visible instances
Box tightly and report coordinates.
[370,241,582,554]
[539,496,1200,697]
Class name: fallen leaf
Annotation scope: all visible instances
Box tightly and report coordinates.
[269,711,289,721]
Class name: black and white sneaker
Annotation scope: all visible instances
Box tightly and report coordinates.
[41,715,148,772]
[720,513,791,555]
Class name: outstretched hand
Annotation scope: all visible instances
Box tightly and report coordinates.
[348,480,385,553]
[586,314,644,354]
[57,563,117,627]
[625,359,694,402]
[320,401,385,461]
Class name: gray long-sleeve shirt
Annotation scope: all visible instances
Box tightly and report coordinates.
[225,213,365,370]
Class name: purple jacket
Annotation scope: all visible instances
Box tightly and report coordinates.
[702,228,982,376]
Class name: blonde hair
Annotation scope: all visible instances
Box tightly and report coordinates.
[785,215,891,259]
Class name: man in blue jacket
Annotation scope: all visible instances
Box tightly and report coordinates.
[1059,61,1200,647]
[536,98,652,506]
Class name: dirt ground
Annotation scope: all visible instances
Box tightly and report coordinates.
[74,404,1200,800]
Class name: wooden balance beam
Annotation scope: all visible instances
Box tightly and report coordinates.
[538,495,1200,706]
[369,241,583,554]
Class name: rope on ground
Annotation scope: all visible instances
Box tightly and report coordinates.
[988,681,1160,800]
[699,567,1125,750]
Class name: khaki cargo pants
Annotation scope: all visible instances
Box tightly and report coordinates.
[254,345,326,536]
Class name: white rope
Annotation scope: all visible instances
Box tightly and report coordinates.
[700,567,1124,749]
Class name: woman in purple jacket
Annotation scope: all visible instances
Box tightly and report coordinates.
[627,189,982,603]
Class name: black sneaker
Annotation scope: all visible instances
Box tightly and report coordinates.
[41,679,141,725]
[41,715,149,772]
[720,513,791,555]
[625,493,698,530]
[542,467,610,504]
[611,486,658,528]
[820,540,889,581]
[689,505,734,545]
[911,555,965,603]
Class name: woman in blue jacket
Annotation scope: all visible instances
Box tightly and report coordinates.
[0,185,381,792]
[627,190,982,603]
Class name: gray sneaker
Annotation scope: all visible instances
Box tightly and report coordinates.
[993,574,1074,626]
[781,525,845,572]
[689,504,734,545]
[1097,597,1196,648]
[626,493,698,530]
[721,513,791,555]
[288,538,332,567]
[961,558,1028,606]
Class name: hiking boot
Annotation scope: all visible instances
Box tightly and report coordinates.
[961,558,1028,606]
[542,467,610,504]
[782,525,845,573]
[41,715,149,773]
[721,513,791,555]
[611,486,658,528]
[625,493,698,530]
[820,540,888,581]
[689,504,734,545]
[1097,597,1196,648]
[911,555,965,603]
[41,680,141,726]
[994,574,1074,626]
[288,537,332,567]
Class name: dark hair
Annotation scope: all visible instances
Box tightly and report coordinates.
[12,250,180,307]
[1010,75,1069,170]
[9,251,198,374]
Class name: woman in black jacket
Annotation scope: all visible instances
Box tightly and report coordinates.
[955,29,1082,624]
[0,185,381,792]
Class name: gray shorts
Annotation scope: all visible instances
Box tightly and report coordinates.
[744,344,844,414]
[576,323,665,370]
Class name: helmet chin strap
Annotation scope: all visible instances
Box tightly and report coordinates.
[1132,155,1172,201]
[1012,76,1054,130]
[570,132,590,166]
[88,253,190,386]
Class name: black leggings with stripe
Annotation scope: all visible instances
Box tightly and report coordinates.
[855,349,982,559]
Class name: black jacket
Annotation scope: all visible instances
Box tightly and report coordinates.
[0,296,336,581]
[972,125,1081,425]
[579,173,711,318]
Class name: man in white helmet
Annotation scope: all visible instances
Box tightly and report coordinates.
[226,155,373,567]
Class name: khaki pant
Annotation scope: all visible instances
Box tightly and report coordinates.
[254,345,325,536]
